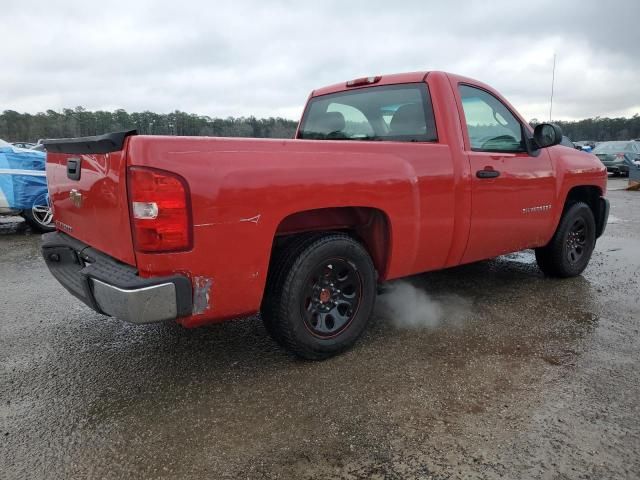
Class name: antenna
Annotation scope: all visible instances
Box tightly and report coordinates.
[549,53,556,121]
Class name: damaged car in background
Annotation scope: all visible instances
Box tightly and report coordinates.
[0,139,54,231]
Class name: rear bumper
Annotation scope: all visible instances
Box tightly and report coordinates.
[41,232,192,324]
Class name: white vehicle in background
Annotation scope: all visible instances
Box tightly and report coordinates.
[0,139,54,231]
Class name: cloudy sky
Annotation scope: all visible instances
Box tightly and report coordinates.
[2,0,639,122]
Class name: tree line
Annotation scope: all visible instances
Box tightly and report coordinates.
[0,107,298,142]
[1,107,639,143]
[531,115,640,141]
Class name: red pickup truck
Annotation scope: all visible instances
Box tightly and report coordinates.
[41,71,609,359]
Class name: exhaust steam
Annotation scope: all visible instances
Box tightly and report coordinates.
[375,280,472,329]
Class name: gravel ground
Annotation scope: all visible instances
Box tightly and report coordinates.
[1,177,639,479]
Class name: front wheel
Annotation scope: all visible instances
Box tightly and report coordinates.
[262,233,377,360]
[535,202,596,278]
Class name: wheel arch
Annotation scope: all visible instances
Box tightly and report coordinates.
[562,185,607,238]
[270,206,393,280]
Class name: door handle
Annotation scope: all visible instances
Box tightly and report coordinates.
[476,168,500,179]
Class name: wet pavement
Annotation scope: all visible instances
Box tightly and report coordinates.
[1,177,639,479]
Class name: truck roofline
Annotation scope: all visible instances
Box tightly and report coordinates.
[311,71,431,97]
[309,71,512,105]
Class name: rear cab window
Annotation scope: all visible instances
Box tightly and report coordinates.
[298,84,437,142]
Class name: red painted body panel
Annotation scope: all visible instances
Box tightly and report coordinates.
[127,136,455,326]
[47,148,136,265]
[46,72,607,328]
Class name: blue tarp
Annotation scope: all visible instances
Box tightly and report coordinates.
[0,146,48,210]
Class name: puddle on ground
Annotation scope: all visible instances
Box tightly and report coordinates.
[500,250,536,265]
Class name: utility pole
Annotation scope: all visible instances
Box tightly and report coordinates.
[549,53,556,122]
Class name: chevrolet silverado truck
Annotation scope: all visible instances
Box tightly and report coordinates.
[41,71,609,360]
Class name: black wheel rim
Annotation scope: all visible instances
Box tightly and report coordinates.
[566,218,588,264]
[301,258,362,338]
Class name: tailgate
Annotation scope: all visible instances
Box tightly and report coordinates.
[43,130,137,266]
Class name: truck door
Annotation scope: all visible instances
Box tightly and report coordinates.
[455,84,555,263]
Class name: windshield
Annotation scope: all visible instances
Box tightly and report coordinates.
[298,84,437,142]
[593,142,629,152]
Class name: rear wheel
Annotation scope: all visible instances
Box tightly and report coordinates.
[535,202,596,278]
[262,233,377,360]
[22,193,55,232]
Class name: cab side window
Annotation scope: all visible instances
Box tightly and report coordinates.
[459,85,525,152]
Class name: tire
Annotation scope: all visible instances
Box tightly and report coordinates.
[535,202,596,278]
[261,233,377,360]
[22,194,55,232]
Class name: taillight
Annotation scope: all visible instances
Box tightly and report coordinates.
[615,153,625,159]
[127,166,192,252]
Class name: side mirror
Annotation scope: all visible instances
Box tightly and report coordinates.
[533,123,563,149]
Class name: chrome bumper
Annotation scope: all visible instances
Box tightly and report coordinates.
[42,232,192,324]
[92,279,179,324]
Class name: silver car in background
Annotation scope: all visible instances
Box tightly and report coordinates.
[593,140,640,176]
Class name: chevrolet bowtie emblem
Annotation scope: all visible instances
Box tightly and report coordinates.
[69,189,83,208]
